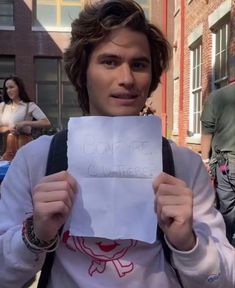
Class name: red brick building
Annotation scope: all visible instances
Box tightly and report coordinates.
[171,0,235,152]
[147,0,234,152]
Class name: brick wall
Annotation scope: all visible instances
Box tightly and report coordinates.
[179,0,234,151]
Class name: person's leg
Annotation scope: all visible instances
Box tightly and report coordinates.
[216,159,235,245]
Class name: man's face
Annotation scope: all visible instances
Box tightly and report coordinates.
[86,28,152,116]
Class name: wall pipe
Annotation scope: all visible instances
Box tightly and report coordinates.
[179,0,185,145]
[161,0,168,137]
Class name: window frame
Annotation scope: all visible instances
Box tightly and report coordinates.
[135,0,151,20]
[187,40,202,143]
[0,56,15,97]
[35,57,81,131]
[33,0,84,31]
[212,20,230,90]
[0,0,14,28]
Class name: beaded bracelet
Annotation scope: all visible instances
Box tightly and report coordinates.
[22,216,59,254]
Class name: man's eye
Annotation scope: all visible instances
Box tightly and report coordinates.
[102,59,116,67]
[132,62,147,70]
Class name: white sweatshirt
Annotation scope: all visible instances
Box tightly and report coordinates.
[0,135,234,288]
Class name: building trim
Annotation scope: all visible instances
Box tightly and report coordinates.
[208,0,231,29]
[188,24,203,47]
[32,26,71,33]
[186,135,201,144]
[179,0,185,145]
[0,25,15,31]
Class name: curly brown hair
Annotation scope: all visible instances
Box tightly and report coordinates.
[64,0,171,114]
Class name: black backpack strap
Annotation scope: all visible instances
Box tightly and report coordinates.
[37,130,68,288]
[162,137,175,176]
[158,137,175,262]
[45,129,68,175]
[160,137,184,288]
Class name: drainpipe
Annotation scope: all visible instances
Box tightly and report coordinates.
[179,0,185,145]
[161,0,167,137]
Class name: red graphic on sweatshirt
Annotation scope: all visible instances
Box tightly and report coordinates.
[63,230,137,277]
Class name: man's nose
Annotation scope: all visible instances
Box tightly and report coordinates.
[118,64,134,87]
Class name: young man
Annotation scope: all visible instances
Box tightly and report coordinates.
[0,1,234,287]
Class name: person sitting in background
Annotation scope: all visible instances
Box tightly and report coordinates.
[0,75,51,161]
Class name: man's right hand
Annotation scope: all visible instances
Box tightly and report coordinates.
[32,171,77,242]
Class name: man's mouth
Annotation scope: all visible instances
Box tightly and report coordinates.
[111,93,137,99]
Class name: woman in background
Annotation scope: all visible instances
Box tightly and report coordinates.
[0,75,51,161]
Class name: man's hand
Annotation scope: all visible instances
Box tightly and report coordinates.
[153,172,196,251]
[32,171,77,242]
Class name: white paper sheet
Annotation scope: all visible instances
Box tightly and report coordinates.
[68,116,162,243]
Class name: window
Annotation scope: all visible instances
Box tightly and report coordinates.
[34,0,84,29]
[0,56,15,98]
[213,22,230,89]
[0,0,14,26]
[135,0,151,19]
[188,43,202,139]
[174,0,180,13]
[35,58,81,131]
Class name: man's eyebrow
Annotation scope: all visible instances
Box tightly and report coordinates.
[97,53,151,63]
[97,53,120,60]
[134,56,151,63]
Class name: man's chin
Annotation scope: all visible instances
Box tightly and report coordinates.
[105,109,141,117]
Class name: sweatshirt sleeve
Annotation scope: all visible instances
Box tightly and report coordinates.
[0,136,52,287]
[169,143,235,288]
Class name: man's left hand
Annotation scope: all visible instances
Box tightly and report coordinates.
[153,172,196,251]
